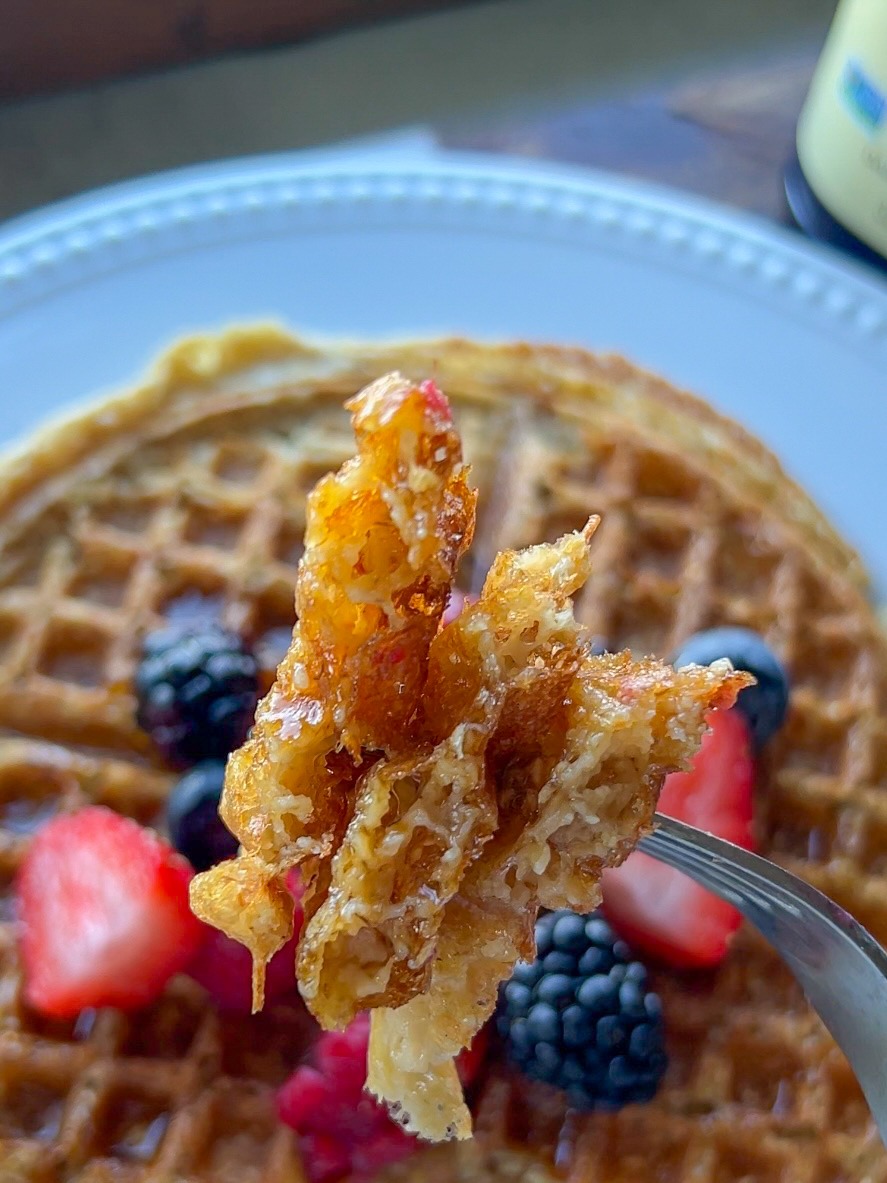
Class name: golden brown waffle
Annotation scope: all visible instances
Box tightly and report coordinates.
[0,327,885,1182]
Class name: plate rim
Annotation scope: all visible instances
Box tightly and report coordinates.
[0,150,884,351]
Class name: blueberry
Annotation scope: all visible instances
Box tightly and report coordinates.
[672,626,789,748]
[166,760,238,871]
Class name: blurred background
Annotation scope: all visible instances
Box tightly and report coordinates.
[1,0,837,225]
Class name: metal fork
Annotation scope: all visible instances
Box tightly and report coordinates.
[639,813,887,1143]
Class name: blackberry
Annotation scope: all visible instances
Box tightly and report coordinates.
[166,761,239,871]
[672,626,790,748]
[135,624,259,767]
[497,910,667,1111]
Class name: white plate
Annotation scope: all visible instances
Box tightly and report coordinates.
[0,151,885,590]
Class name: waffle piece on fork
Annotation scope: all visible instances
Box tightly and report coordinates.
[190,367,748,1140]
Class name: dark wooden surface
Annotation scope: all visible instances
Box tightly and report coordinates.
[0,0,476,99]
[443,51,816,225]
[0,2,818,234]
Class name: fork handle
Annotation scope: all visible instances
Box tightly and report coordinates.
[640,813,887,1146]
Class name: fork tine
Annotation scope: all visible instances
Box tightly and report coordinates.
[640,824,799,917]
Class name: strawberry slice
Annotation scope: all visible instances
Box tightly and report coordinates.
[17,806,204,1017]
[602,708,754,969]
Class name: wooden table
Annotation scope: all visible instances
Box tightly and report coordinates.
[0,0,474,99]
[2,1,817,234]
[442,50,816,227]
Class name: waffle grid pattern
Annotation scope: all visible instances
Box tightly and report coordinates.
[0,339,885,1180]
[0,969,306,1181]
[0,409,358,1182]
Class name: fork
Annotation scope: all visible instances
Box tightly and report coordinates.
[639,813,887,1143]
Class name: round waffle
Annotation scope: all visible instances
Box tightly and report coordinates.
[0,327,885,1182]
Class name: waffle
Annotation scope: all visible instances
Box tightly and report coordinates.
[0,327,885,1182]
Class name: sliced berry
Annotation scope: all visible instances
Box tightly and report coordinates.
[17,807,203,1018]
[135,624,259,768]
[166,761,238,872]
[497,910,667,1110]
[603,708,754,968]
[673,626,789,748]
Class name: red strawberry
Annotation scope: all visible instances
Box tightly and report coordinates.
[17,806,204,1018]
[602,708,754,969]
[187,868,305,1012]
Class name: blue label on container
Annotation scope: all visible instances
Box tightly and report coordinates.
[841,58,886,132]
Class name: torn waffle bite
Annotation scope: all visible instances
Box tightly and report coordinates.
[190,371,750,1141]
